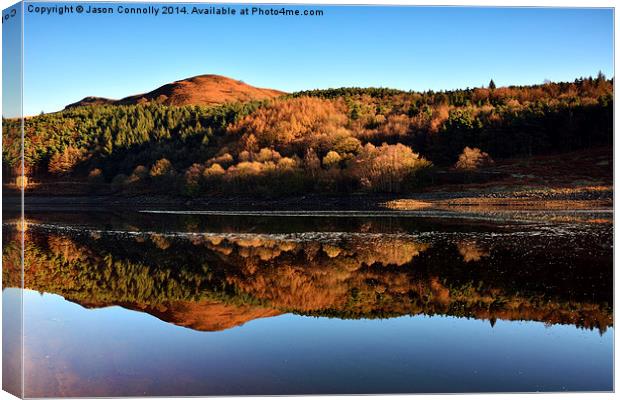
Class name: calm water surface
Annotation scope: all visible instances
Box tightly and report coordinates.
[2,209,613,396]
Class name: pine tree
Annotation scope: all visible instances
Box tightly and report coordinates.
[102,128,114,155]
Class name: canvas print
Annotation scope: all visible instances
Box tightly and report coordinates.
[2,2,614,397]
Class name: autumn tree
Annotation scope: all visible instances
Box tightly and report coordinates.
[455,147,494,170]
[322,151,342,168]
[150,158,173,177]
[350,143,432,192]
[303,149,321,179]
[48,147,85,175]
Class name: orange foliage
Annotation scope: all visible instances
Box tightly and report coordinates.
[48,146,86,175]
[455,147,494,170]
[228,97,350,154]
[350,143,432,192]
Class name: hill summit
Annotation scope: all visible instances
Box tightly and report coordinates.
[65,74,285,109]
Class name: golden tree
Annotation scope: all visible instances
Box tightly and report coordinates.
[48,146,85,175]
[455,147,494,170]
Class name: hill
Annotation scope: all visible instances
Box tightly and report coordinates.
[65,74,285,109]
[64,96,116,108]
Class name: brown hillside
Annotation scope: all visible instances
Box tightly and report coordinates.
[66,74,285,109]
[64,96,116,109]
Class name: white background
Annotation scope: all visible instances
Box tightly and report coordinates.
[0,0,616,399]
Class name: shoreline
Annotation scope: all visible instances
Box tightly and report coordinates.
[4,187,612,213]
[5,147,612,213]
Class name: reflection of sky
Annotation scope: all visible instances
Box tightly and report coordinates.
[18,289,613,396]
[2,288,23,397]
[3,3,22,118]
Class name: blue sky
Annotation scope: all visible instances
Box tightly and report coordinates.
[16,4,616,116]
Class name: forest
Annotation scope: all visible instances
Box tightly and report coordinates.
[2,74,613,196]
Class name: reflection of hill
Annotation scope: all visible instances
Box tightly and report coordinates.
[3,222,613,332]
[82,299,282,332]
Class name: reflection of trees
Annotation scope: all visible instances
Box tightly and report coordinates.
[3,223,613,333]
[2,227,23,290]
[201,235,431,311]
[457,240,489,262]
